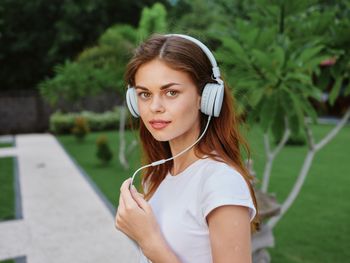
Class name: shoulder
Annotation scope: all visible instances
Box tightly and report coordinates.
[200,158,250,198]
[198,157,256,222]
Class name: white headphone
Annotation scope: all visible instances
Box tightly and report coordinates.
[126,34,225,118]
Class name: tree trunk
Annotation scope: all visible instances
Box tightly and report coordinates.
[261,118,290,193]
[267,107,350,229]
[118,104,129,169]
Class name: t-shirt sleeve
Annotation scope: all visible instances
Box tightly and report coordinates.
[200,167,257,223]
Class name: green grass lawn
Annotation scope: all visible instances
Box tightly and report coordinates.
[0,157,15,221]
[0,143,13,148]
[57,124,350,263]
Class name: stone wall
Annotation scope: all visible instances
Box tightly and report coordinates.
[0,90,122,135]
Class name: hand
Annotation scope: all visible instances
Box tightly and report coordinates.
[115,178,161,248]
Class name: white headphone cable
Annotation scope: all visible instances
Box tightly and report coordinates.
[129,115,212,189]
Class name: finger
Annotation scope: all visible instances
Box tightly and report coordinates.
[118,194,125,211]
[119,178,129,208]
[120,178,132,192]
[120,178,139,209]
[130,185,149,211]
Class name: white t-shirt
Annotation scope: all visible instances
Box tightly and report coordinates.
[139,157,256,263]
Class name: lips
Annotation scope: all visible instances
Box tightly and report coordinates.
[149,120,171,130]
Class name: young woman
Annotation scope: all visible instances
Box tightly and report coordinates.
[115,34,260,263]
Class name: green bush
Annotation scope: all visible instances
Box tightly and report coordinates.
[96,135,113,164]
[71,116,90,140]
[49,107,125,134]
[286,132,306,146]
[50,112,77,134]
[274,131,306,146]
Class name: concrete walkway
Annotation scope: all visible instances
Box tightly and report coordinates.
[0,134,139,263]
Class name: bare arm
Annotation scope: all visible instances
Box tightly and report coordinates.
[115,179,181,263]
[140,236,181,263]
[207,205,252,263]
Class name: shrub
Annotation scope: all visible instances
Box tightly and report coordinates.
[71,116,90,140]
[274,131,306,146]
[96,135,113,164]
[49,107,126,134]
[50,111,77,134]
[286,132,306,146]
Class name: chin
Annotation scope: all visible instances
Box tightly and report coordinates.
[149,128,183,142]
[150,132,173,142]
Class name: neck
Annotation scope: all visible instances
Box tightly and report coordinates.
[168,123,201,176]
[170,149,199,176]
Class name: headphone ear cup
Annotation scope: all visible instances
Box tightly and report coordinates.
[126,87,140,118]
[201,83,224,117]
[213,83,224,117]
[200,84,211,116]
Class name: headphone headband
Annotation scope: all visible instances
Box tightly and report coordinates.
[165,34,221,80]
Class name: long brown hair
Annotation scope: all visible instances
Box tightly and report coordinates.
[125,34,260,233]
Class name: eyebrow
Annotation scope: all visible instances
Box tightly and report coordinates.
[135,82,181,91]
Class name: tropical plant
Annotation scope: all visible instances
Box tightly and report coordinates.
[214,0,350,230]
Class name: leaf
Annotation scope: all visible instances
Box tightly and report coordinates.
[304,55,331,70]
[301,97,318,124]
[251,49,271,69]
[288,91,305,134]
[286,72,312,85]
[241,27,259,47]
[273,45,285,69]
[271,102,286,143]
[259,94,277,132]
[297,45,324,64]
[344,82,350,97]
[247,99,264,124]
[215,50,239,66]
[329,78,342,105]
[289,114,300,136]
[247,87,265,107]
[316,67,332,90]
[280,88,304,134]
[220,36,248,63]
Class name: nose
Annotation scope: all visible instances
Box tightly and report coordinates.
[149,94,165,113]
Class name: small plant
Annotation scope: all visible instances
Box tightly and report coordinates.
[286,132,306,146]
[96,135,113,164]
[71,116,90,140]
[274,132,306,146]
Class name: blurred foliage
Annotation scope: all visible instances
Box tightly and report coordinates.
[139,2,168,39]
[39,60,120,105]
[0,0,169,91]
[211,0,350,142]
[169,0,350,138]
[39,3,168,106]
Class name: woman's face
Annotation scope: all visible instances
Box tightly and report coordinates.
[134,59,201,143]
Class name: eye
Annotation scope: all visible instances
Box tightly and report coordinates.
[166,90,179,97]
[138,92,151,99]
